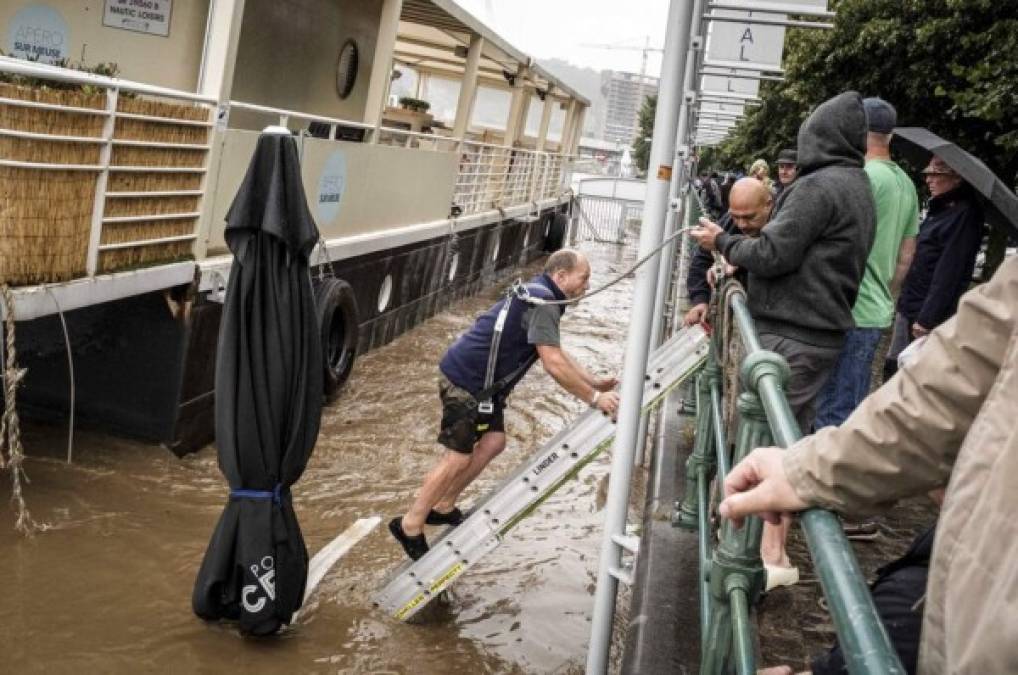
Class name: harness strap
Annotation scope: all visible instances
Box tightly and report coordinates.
[477,281,546,413]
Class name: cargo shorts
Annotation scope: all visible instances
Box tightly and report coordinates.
[436,374,505,453]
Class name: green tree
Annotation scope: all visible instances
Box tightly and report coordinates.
[633,94,657,174]
[711,0,1018,188]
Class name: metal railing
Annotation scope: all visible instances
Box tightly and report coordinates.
[675,278,906,674]
[0,56,216,278]
[225,100,569,217]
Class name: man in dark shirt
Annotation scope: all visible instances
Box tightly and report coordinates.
[683,178,772,326]
[389,249,620,560]
[886,156,984,375]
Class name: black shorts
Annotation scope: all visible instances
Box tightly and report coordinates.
[436,375,505,453]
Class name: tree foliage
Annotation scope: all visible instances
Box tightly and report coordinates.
[706,0,1018,187]
[633,94,657,174]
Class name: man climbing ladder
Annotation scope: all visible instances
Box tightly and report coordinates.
[389,249,621,560]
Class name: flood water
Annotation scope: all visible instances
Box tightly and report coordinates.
[1,240,640,674]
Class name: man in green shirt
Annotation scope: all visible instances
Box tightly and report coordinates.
[815,98,918,428]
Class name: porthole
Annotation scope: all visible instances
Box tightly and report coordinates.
[448,252,459,282]
[336,39,359,100]
[377,274,393,312]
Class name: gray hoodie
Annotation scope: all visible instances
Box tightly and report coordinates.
[716,91,876,348]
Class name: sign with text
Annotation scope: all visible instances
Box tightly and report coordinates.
[7,5,70,64]
[103,0,172,37]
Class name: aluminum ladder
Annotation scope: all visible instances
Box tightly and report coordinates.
[374,325,709,621]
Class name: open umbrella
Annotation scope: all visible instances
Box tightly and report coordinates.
[892,127,1018,237]
[192,129,323,635]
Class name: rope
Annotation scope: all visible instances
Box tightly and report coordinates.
[43,287,75,464]
[515,224,696,307]
[1,285,36,535]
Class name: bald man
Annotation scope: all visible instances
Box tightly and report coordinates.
[389,249,621,560]
[684,178,774,326]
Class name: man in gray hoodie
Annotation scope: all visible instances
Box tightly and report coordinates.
[691,91,876,433]
[691,92,876,584]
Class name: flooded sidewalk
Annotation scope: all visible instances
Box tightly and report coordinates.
[1,240,639,674]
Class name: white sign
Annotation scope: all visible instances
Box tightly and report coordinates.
[103,0,172,37]
[7,5,69,64]
[317,150,348,226]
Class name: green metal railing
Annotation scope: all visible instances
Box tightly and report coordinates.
[674,280,906,674]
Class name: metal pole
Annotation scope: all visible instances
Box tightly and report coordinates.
[586,1,695,671]
[648,0,704,346]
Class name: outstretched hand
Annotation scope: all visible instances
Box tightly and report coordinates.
[718,447,809,528]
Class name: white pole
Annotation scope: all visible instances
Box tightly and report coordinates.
[585,1,695,672]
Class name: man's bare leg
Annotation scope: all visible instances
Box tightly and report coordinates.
[434,431,506,513]
[401,448,472,536]
[761,514,793,567]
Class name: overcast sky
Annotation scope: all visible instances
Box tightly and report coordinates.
[452,0,671,77]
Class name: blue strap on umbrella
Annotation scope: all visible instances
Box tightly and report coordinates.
[230,484,284,504]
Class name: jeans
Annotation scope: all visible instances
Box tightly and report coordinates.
[815,327,884,429]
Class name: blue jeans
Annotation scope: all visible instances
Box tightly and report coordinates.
[814,327,884,429]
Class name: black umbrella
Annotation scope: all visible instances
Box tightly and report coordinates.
[192,130,323,636]
[892,127,1018,237]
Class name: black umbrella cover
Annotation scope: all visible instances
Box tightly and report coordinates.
[192,132,323,635]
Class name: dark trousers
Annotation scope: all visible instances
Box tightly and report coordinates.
[757,332,842,434]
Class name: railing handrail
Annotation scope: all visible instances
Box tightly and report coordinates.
[227,100,374,129]
[721,285,905,674]
[0,55,217,105]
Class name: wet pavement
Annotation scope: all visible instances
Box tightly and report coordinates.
[0,240,639,674]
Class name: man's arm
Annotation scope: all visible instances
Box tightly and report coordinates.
[537,345,619,415]
[721,257,1017,522]
[561,351,616,391]
[890,236,916,296]
[715,188,831,278]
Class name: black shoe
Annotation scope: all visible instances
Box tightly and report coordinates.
[389,517,429,561]
[426,507,466,526]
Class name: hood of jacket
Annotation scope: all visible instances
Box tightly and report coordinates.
[796,91,867,176]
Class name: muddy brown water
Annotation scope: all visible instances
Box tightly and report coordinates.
[0,241,641,674]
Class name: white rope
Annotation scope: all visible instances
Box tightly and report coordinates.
[1,285,36,535]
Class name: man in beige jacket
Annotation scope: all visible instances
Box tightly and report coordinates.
[720,255,1018,673]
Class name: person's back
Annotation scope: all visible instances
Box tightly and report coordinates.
[716,91,876,348]
[853,159,919,328]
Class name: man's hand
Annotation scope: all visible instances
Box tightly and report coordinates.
[911,322,930,339]
[706,262,738,289]
[593,391,620,417]
[690,217,724,252]
[718,447,809,528]
[683,303,708,326]
[593,376,618,392]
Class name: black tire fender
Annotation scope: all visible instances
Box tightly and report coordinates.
[544,212,568,252]
[314,277,359,401]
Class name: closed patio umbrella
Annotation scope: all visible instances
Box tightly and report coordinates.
[192,129,323,636]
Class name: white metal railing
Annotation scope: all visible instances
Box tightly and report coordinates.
[0,57,216,278]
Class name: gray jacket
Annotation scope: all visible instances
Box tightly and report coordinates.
[716,91,876,347]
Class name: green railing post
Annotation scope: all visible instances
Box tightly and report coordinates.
[702,390,771,675]
[730,290,906,675]
[674,357,721,642]
[675,363,717,531]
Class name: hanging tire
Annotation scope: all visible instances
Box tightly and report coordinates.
[314,277,359,401]
[544,212,568,252]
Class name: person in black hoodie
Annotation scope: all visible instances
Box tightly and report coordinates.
[691,92,876,586]
[884,155,984,378]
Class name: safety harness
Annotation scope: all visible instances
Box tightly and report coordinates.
[474,279,547,414]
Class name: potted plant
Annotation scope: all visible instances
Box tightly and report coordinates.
[398,96,431,113]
